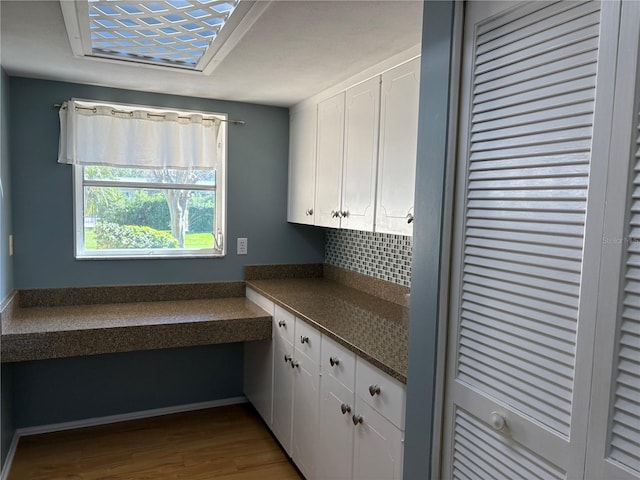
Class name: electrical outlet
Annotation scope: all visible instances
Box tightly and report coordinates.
[237,237,248,255]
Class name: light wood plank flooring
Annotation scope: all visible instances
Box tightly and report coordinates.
[8,403,302,480]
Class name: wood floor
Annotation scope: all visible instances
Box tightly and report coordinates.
[8,403,302,480]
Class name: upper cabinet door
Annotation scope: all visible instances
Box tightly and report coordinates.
[315,93,345,228]
[341,76,381,232]
[288,106,317,225]
[375,57,420,236]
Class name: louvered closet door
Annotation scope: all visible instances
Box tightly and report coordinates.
[442,1,620,479]
[585,2,640,479]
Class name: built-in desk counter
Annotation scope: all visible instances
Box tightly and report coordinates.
[0,283,272,363]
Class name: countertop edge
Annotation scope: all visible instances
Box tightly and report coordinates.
[2,299,272,363]
[246,281,407,384]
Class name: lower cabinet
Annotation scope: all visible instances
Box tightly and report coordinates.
[352,398,404,480]
[318,373,355,480]
[292,350,320,480]
[245,290,405,480]
[272,309,295,455]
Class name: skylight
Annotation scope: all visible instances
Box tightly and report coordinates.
[85,0,241,69]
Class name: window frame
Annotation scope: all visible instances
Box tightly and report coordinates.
[72,108,227,260]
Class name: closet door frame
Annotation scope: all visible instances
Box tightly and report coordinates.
[441,1,621,478]
[585,1,640,479]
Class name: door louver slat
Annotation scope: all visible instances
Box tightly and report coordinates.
[473,77,597,114]
[453,409,566,480]
[472,90,595,124]
[476,3,599,58]
[460,307,576,360]
[476,1,591,43]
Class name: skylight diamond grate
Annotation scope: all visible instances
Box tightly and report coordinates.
[87,0,240,68]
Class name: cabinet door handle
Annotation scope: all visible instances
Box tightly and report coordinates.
[406,213,414,224]
[352,414,364,426]
[340,403,351,415]
[331,210,339,218]
[284,354,292,363]
[305,208,314,216]
[341,210,349,218]
[278,320,286,328]
[291,360,300,369]
[329,356,340,367]
[300,335,309,344]
[368,384,381,396]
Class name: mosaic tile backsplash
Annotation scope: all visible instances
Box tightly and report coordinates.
[325,229,412,287]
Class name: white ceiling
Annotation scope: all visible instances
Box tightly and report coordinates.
[0,0,423,107]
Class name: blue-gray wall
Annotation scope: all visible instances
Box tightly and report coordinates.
[10,344,243,428]
[1,77,326,470]
[9,77,325,289]
[1,67,16,468]
[403,1,456,479]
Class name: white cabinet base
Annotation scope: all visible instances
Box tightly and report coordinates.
[272,337,294,455]
[291,352,320,480]
[353,398,404,480]
[318,373,356,480]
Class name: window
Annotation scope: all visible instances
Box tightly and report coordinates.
[59,99,226,259]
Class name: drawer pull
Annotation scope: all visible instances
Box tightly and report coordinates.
[368,384,381,397]
[300,335,310,344]
[329,356,340,367]
[340,403,351,415]
[352,414,364,426]
[284,354,292,363]
[278,320,286,328]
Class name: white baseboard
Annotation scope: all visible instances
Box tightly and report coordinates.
[0,396,247,480]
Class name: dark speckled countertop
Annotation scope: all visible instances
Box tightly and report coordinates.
[1,265,409,382]
[246,277,409,383]
[1,287,272,362]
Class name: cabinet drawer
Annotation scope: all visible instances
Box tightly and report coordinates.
[246,288,275,316]
[294,318,321,364]
[321,335,356,390]
[356,358,406,430]
[274,305,295,345]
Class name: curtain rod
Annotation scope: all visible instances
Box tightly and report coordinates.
[53,104,245,125]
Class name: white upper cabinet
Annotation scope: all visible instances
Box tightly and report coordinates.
[315,92,345,228]
[341,76,381,232]
[288,105,317,225]
[288,51,420,234]
[375,57,420,235]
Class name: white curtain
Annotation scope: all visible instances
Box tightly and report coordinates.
[58,99,221,170]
